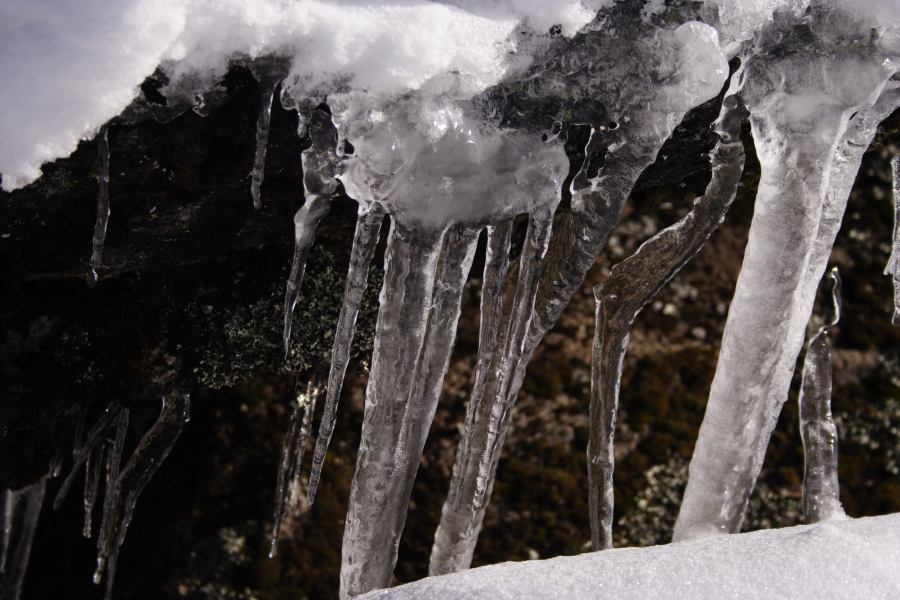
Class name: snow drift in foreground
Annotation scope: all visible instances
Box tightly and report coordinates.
[362,513,900,599]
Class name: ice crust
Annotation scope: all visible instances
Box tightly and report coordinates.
[361,513,900,600]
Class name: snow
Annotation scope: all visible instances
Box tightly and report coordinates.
[363,513,900,600]
[0,0,605,192]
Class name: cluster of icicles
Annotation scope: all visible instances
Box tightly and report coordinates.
[4,4,900,600]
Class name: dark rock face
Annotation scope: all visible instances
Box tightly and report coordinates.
[1,52,898,600]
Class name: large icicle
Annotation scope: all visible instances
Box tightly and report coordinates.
[95,395,189,600]
[1,480,46,600]
[674,11,898,541]
[588,94,746,550]
[270,380,320,558]
[283,106,341,355]
[887,156,900,326]
[307,203,385,504]
[340,221,465,598]
[799,267,846,523]
[87,124,110,288]
[431,20,730,575]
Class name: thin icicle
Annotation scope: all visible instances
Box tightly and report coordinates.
[0,480,46,600]
[587,94,746,550]
[87,124,110,288]
[799,267,846,523]
[308,203,386,504]
[95,395,189,600]
[283,107,340,356]
[447,220,513,510]
[250,78,278,209]
[93,407,129,586]
[340,221,445,598]
[270,380,321,558]
[83,442,106,538]
[886,156,900,326]
[473,209,556,512]
[53,402,123,510]
[248,56,290,211]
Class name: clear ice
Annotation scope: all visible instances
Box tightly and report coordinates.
[587,90,747,550]
[330,81,568,595]
[798,267,846,523]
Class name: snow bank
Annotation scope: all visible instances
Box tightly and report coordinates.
[363,514,900,599]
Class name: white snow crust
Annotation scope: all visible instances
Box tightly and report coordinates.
[363,513,900,599]
[0,0,605,192]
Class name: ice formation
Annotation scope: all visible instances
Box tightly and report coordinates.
[1,480,46,600]
[87,125,111,287]
[270,380,320,557]
[94,395,190,600]
[431,13,730,575]
[888,156,900,326]
[587,88,747,550]
[2,0,900,598]
[674,7,898,541]
[798,268,845,523]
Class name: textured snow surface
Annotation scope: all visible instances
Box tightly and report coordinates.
[0,0,604,192]
[363,514,900,599]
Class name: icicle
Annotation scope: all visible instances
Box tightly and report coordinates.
[393,223,480,478]
[283,107,340,356]
[87,124,110,288]
[95,395,189,600]
[93,408,129,586]
[431,22,731,572]
[799,267,846,523]
[249,75,280,209]
[473,209,556,512]
[53,402,122,510]
[340,221,446,598]
[430,210,556,577]
[307,203,386,504]
[270,380,320,558]
[674,27,897,540]
[0,480,46,600]
[886,156,900,326]
[587,94,746,550]
[83,442,106,538]
[445,220,513,510]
